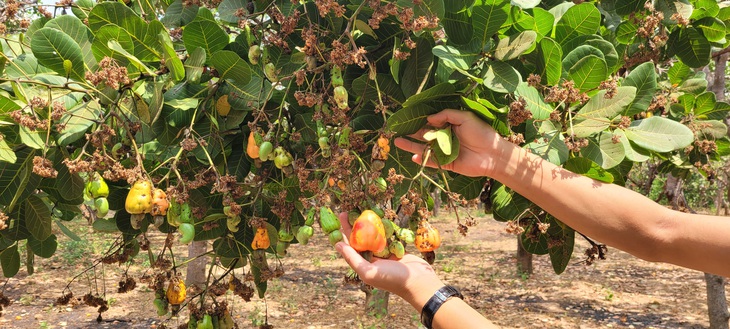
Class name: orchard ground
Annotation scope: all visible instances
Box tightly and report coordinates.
[0,209,722,329]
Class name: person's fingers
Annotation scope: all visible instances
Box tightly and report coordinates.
[338,212,351,244]
[335,242,373,274]
[427,109,470,127]
[394,137,427,155]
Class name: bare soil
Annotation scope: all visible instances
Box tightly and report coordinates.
[0,212,725,329]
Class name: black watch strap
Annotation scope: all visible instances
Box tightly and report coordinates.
[420,285,464,329]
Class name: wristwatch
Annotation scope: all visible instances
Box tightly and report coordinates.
[420,285,464,329]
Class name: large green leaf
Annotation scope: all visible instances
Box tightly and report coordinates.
[615,0,645,15]
[25,194,52,241]
[182,19,230,58]
[401,82,458,109]
[218,0,247,24]
[494,31,537,61]
[44,15,96,68]
[563,157,613,183]
[554,3,601,44]
[673,27,711,68]
[695,17,727,43]
[562,45,604,75]
[158,32,185,82]
[667,61,691,85]
[0,149,35,208]
[449,175,487,200]
[571,87,636,137]
[568,55,607,91]
[161,0,199,28]
[525,131,568,165]
[515,83,552,120]
[30,28,86,81]
[581,132,625,169]
[432,45,476,71]
[443,10,473,45]
[491,182,533,222]
[613,129,650,162]
[400,37,434,97]
[623,117,694,153]
[472,0,509,48]
[616,20,638,44]
[622,62,657,116]
[0,140,15,164]
[56,100,103,146]
[483,61,521,93]
[0,244,20,277]
[209,50,252,84]
[28,234,57,258]
[88,2,160,61]
[547,218,574,274]
[387,103,439,137]
[536,37,562,85]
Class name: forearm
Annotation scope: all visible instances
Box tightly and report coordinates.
[402,286,498,329]
[490,141,730,276]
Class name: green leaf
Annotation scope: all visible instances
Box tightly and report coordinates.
[571,87,637,137]
[554,3,601,44]
[400,37,434,97]
[695,120,728,139]
[515,83,552,120]
[563,157,614,183]
[0,140,15,163]
[448,175,487,200]
[401,82,457,108]
[568,55,607,91]
[185,47,206,83]
[547,218,574,274]
[494,31,537,61]
[536,37,562,85]
[107,40,157,76]
[562,45,604,76]
[430,127,459,165]
[673,27,711,68]
[0,149,36,208]
[1,244,20,277]
[483,61,521,93]
[616,20,638,44]
[525,131,568,165]
[491,182,533,222]
[532,8,555,39]
[622,62,657,116]
[695,17,727,43]
[182,19,229,58]
[581,132,625,169]
[614,129,650,162]
[28,234,57,258]
[25,194,52,241]
[19,126,44,150]
[387,103,439,137]
[161,0,199,28]
[30,28,86,81]
[44,15,96,68]
[88,2,159,61]
[462,96,496,121]
[218,0,247,24]
[158,32,185,82]
[432,45,475,71]
[615,0,645,15]
[520,227,548,255]
[693,91,715,115]
[209,50,252,84]
[443,10,473,45]
[667,61,691,85]
[57,100,103,146]
[473,0,509,48]
[624,117,694,153]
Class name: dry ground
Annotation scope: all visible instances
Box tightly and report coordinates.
[0,211,725,329]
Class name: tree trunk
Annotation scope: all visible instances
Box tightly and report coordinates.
[705,53,730,329]
[431,189,441,217]
[186,240,208,289]
[516,236,533,277]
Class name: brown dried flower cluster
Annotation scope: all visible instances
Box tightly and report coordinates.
[328,40,368,68]
[508,97,531,126]
[616,115,632,130]
[0,211,8,231]
[599,78,618,99]
[32,156,58,178]
[294,91,322,107]
[314,0,345,17]
[9,110,48,131]
[85,57,131,90]
[544,81,589,104]
[564,135,589,153]
[527,73,542,87]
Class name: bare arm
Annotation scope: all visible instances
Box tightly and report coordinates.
[396,109,730,277]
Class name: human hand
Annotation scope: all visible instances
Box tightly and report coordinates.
[334,212,444,309]
[394,109,510,178]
